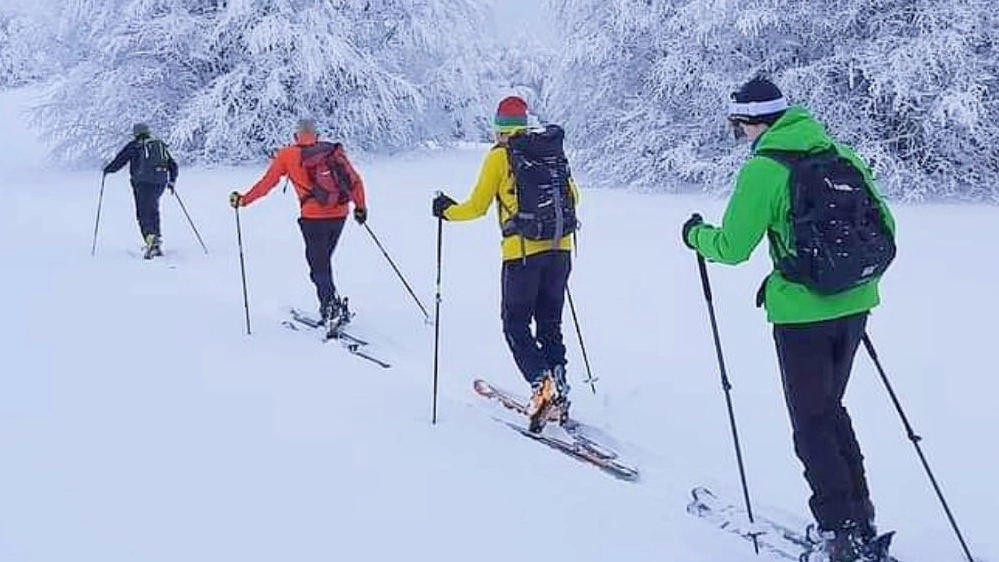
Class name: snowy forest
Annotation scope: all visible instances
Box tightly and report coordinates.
[2,0,997,201]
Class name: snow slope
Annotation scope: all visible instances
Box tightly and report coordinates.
[1,86,996,562]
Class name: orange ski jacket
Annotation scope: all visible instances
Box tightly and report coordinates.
[241,135,366,219]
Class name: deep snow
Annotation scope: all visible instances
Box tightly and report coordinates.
[1,87,996,562]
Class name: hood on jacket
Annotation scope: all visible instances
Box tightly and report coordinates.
[752,106,834,155]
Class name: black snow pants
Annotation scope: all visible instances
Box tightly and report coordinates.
[501,250,572,385]
[131,181,166,239]
[298,217,347,307]
[774,311,874,532]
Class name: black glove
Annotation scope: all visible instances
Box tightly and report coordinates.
[682,213,703,250]
[166,181,176,194]
[229,191,243,208]
[432,193,457,219]
[353,207,367,225]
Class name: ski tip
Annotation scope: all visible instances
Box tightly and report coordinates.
[472,379,493,395]
[872,530,895,549]
[863,531,896,562]
[690,486,714,501]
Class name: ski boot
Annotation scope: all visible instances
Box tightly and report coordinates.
[526,373,557,434]
[320,295,352,339]
[801,520,893,562]
[547,364,572,426]
[143,234,163,259]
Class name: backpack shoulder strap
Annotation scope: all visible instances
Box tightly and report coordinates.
[757,147,844,168]
[755,148,805,167]
[300,140,336,157]
[329,143,353,200]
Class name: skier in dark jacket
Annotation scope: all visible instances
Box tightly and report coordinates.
[682,78,896,562]
[103,123,179,256]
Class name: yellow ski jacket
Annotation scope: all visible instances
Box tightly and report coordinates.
[444,145,580,262]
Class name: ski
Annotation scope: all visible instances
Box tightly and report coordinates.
[126,247,176,268]
[288,308,364,342]
[686,486,806,560]
[472,379,616,459]
[284,308,391,369]
[473,378,638,481]
[494,417,639,482]
[337,338,391,369]
[686,486,899,562]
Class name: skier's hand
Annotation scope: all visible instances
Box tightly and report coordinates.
[432,193,457,219]
[682,213,704,250]
[229,191,244,208]
[353,207,367,225]
[166,181,176,194]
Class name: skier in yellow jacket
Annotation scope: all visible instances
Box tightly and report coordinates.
[432,96,580,432]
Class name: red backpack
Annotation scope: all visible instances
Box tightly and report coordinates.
[299,141,352,205]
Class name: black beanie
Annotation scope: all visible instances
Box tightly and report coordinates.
[728,78,788,126]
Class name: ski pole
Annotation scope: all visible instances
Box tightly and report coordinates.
[566,284,597,394]
[432,192,444,425]
[363,223,431,323]
[234,206,251,335]
[172,190,209,254]
[861,334,976,562]
[695,254,759,555]
[91,174,107,256]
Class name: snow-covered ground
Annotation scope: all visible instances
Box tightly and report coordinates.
[1,87,996,562]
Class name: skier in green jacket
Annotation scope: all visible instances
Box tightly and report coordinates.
[682,77,896,562]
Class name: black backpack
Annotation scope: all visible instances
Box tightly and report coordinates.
[500,124,579,247]
[759,148,896,295]
[133,138,172,184]
[299,141,352,206]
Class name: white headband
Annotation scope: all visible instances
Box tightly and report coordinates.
[728,96,789,117]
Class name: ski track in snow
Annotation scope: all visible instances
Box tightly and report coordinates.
[1,87,996,562]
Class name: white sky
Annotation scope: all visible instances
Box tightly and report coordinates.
[490,0,546,36]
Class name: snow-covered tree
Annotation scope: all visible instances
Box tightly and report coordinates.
[32,0,500,166]
[545,0,999,201]
[0,10,59,88]
[489,33,556,123]
[31,0,218,165]
[544,0,663,188]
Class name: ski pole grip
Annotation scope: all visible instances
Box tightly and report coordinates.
[697,254,713,302]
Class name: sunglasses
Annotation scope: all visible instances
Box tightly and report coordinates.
[728,117,749,140]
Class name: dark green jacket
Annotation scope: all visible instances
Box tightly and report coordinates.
[687,106,896,324]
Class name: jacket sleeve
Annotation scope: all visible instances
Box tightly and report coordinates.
[103,142,134,174]
[337,148,366,209]
[688,158,782,265]
[241,148,290,206]
[444,148,504,221]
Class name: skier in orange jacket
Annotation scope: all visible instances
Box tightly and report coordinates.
[230,118,367,324]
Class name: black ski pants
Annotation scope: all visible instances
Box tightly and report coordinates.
[774,312,874,532]
[501,250,571,385]
[131,181,166,239]
[298,217,346,307]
